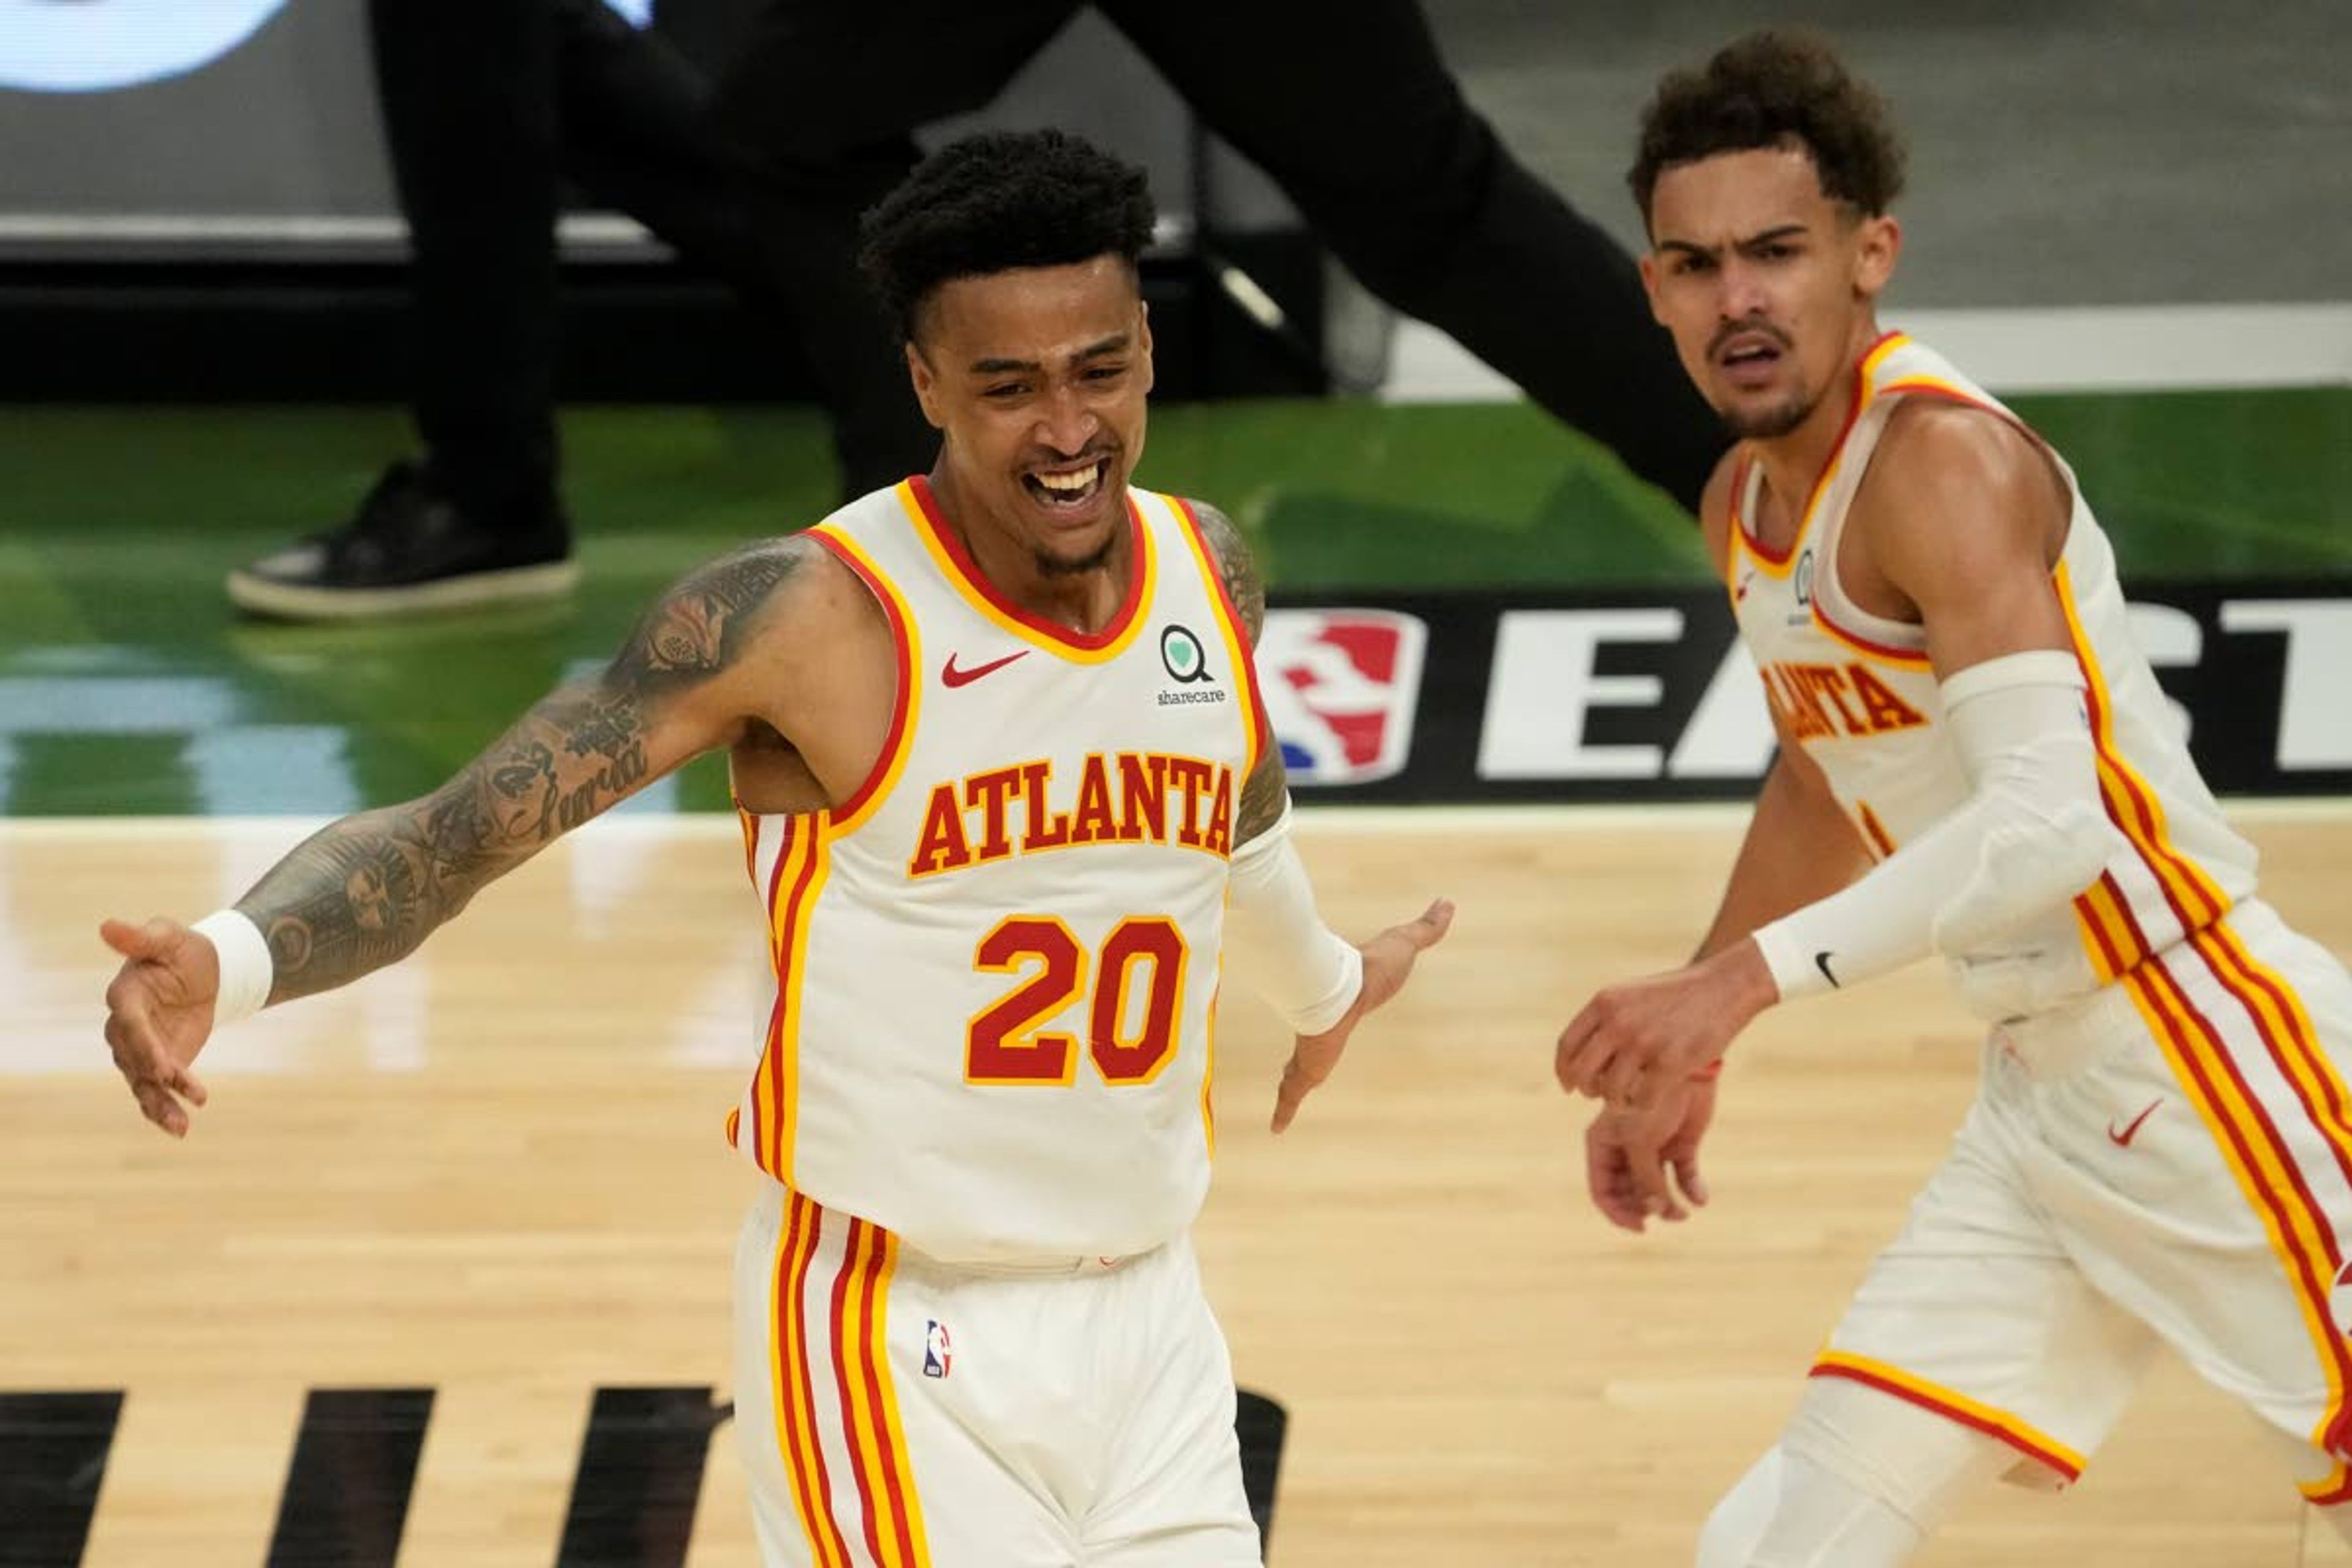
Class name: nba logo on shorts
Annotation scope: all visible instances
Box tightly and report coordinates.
[1257,609,1428,785]
[922,1319,952,1379]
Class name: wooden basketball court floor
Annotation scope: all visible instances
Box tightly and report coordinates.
[9,804,2352,1566]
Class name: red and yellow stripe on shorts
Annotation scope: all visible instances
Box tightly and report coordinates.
[767,1191,933,1566]
[2056,565,2352,1498]
[1809,1351,2086,1483]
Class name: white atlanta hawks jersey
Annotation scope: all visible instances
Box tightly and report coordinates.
[1727,333,2258,1023]
[726,477,1267,1263]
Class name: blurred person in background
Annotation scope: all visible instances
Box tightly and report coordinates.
[712,0,1724,508]
[227,0,933,620]
[235,0,1723,622]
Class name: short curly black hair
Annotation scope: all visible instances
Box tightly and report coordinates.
[858,129,1158,346]
[1629,31,1906,228]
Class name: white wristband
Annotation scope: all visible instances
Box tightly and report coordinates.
[192,909,274,1028]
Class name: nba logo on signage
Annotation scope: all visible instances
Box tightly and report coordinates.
[1257,609,1428,785]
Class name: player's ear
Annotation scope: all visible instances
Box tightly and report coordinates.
[1853,214,1901,300]
[907,342,946,431]
[1136,302,1155,397]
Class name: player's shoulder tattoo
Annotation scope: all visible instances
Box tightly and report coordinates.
[1183,498,1264,645]
[614,534,823,690]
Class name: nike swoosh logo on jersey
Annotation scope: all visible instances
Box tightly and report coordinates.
[941,650,1028,688]
[2108,1098,2162,1148]
[1814,951,1840,988]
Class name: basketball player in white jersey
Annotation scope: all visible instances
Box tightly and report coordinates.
[1552,32,2352,1565]
[96,129,1449,1566]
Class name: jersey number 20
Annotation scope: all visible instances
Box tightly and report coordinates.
[967,916,1188,1086]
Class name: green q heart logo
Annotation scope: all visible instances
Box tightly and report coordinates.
[1159,625,1215,685]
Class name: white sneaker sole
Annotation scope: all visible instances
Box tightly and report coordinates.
[226,559,582,622]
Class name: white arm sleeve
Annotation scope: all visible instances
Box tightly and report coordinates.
[1224,797,1365,1035]
[1750,650,2115,1002]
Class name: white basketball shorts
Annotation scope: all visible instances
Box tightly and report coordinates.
[1814,899,2352,1507]
[730,1183,1262,1566]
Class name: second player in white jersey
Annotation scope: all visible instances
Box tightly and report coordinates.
[1558,32,2352,1565]
[1724,331,2258,1027]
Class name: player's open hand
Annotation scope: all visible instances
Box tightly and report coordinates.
[99,916,220,1137]
[1270,897,1453,1133]
[1555,941,1774,1110]
[1586,1076,1716,1232]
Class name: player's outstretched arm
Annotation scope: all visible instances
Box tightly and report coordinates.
[1180,496,1454,1133]
[99,536,828,1136]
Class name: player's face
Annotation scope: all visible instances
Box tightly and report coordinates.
[1640,145,1899,441]
[909,256,1153,579]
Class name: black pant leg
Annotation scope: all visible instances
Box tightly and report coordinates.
[1099,0,1725,511]
[708,0,1080,158]
[369,0,564,529]
[551,3,936,499]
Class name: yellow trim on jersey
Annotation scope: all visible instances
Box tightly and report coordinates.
[1729,459,1801,582]
[1163,490,1266,779]
[1741,332,1917,584]
[895,481,1156,665]
[1874,374,1976,402]
[753,823,832,1181]
[807,523,926,839]
[736,804,760,888]
[1728,334,1909,584]
[1202,969,1221,1160]
[1860,331,1913,383]
[2054,561,2229,957]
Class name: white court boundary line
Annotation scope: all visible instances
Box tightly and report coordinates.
[1382,304,2352,399]
[9,797,2350,843]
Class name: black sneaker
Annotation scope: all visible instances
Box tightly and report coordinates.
[227,461,579,620]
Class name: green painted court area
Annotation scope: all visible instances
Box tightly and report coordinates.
[2,388,2346,816]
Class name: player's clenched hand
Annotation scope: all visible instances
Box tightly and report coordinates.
[1586,1077,1716,1233]
[1554,941,1774,1112]
[99,916,220,1137]
[1270,898,1453,1134]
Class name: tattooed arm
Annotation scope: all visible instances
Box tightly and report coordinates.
[99,535,870,1132]
[1186,499,1289,852]
[234,538,817,1001]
